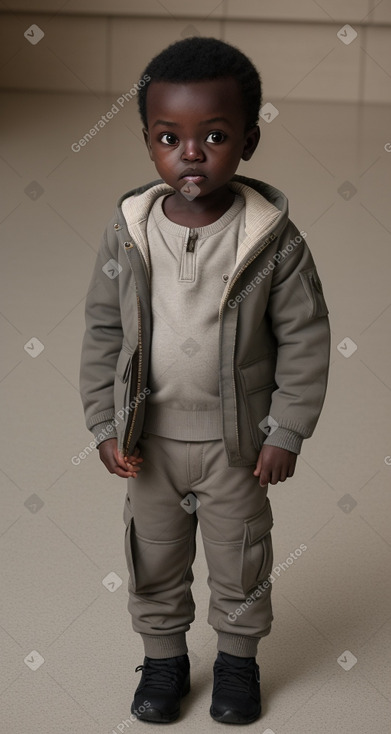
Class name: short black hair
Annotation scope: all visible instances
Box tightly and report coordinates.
[137,36,262,132]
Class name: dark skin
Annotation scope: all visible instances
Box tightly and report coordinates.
[99,77,297,487]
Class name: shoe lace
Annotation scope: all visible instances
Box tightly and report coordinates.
[135,659,185,692]
[213,660,260,695]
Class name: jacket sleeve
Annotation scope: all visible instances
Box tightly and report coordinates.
[262,225,331,454]
[79,220,123,445]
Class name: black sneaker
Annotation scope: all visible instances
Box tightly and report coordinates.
[210,651,261,724]
[131,654,190,723]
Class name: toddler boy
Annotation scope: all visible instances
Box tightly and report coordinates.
[79,36,330,725]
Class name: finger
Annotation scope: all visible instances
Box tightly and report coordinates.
[115,448,130,470]
[124,459,143,474]
[269,467,280,485]
[128,464,141,476]
[105,453,136,478]
[276,465,288,482]
[288,457,297,477]
[127,455,143,464]
[259,470,269,487]
[253,458,262,476]
[114,467,136,478]
[277,460,292,483]
[113,458,140,478]
[123,452,144,474]
[127,466,141,478]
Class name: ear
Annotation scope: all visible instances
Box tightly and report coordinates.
[142,127,154,161]
[241,125,261,162]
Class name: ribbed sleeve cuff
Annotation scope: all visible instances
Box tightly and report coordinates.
[90,420,118,447]
[263,427,303,454]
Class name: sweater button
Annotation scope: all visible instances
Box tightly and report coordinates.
[124,241,133,248]
[222,273,229,282]
[114,223,121,230]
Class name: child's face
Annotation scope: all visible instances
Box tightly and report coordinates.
[142,77,260,202]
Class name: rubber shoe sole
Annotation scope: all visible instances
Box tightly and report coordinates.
[130,673,190,723]
[209,702,261,725]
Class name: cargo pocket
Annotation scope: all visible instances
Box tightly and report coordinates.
[241,498,274,596]
[299,267,329,319]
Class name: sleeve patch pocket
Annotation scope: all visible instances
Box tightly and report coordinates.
[299,267,329,320]
[241,498,274,595]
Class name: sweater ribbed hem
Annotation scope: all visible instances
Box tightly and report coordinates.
[217,630,270,658]
[143,404,223,441]
[140,633,188,658]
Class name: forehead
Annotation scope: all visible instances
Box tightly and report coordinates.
[145,77,245,127]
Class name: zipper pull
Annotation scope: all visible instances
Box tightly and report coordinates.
[186,229,198,253]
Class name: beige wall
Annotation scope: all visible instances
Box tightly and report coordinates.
[0,0,390,103]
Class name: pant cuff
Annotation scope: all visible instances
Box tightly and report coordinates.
[217,630,269,658]
[140,633,188,659]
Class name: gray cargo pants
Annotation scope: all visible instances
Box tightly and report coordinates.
[123,432,274,659]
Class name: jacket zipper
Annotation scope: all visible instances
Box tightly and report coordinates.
[124,291,143,455]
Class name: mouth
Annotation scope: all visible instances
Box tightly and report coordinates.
[180,171,207,183]
[181,176,206,184]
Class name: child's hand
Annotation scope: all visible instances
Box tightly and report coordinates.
[253,445,297,487]
[123,444,144,479]
[98,438,143,479]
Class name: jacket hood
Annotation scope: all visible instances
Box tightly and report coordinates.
[117,173,289,224]
[116,174,290,287]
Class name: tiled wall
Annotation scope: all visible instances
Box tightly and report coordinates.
[0,1,390,102]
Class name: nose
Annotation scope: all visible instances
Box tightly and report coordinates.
[181,139,204,161]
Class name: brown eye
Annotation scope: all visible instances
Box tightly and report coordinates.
[206,131,226,144]
[161,133,178,145]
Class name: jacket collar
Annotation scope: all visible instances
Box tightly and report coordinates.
[117,174,289,277]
